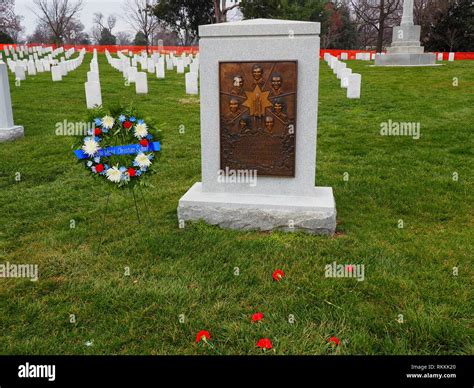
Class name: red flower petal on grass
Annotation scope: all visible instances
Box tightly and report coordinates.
[256,338,272,350]
[195,330,211,343]
[252,312,264,322]
[327,337,340,346]
[128,168,136,177]
[123,121,133,129]
[94,128,102,136]
[140,139,149,147]
[272,269,285,281]
[95,164,104,173]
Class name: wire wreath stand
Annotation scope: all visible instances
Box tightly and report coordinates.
[95,183,155,255]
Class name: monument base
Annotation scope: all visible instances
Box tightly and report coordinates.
[178,183,337,235]
[375,53,436,67]
[0,125,24,142]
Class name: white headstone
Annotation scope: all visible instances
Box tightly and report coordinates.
[135,72,148,94]
[185,72,199,95]
[189,61,199,75]
[51,66,63,81]
[156,61,165,79]
[437,53,443,61]
[0,61,24,141]
[36,60,45,73]
[336,62,347,79]
[90,61,99,73]
[347,73,361,99]
[448,52,455,61]
[15,65,26,81]
[128,67,138,83]
[59,62,68,76]
[27,61,37,76]
[147,58,155,73]
[42,59,51,72]
[87,71,100,84]
[340,68,352,88]
[340,53,348,61]
[85,81,102,109]
[140,57,147,70]
[177,59,185,74]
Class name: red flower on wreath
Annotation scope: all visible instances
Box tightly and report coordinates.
[272,269,285,282]
[94,127,102,136]
[128,168,137,177]
[252,312,264,322]
[196,330,211,343]
[327,337,340,347]
[95,164,104,173]
[123,121,133,129]
[256,338,272,350]
[140,139,149,147]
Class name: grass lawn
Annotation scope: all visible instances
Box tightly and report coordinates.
[0,54,472,355]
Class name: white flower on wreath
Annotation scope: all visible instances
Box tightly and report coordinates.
[106,166,122,183]
[102,115,115,129]
[134,123,148,139]
[135,153,152,169]
[82,138,100,156]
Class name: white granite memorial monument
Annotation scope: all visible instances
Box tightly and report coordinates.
[375,0,436,66]
[177,19,336,235]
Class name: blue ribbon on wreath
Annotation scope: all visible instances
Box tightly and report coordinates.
[74,142,161,160]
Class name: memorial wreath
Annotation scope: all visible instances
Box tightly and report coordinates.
[74,107,162,188]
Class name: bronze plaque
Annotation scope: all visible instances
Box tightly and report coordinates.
[219,61,297,177]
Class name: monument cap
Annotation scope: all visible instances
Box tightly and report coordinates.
[199,18,320,38]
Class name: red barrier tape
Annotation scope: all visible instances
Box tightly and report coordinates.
[1,44,473,60]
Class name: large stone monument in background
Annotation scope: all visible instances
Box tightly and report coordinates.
[177,19,336,235]
[0,61,24,142]
[375,0,436,66]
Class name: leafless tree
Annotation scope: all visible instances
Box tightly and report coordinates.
[27,20,52,43]
[351,0,402,52]
[1,0,24,42]
[93,12,117,33]
[92,12,117,44]
[116,31,132,45]
[0,0,14,29]
[123,0,160,54]
[31,0,84,45]
[413,0,455,44]
[63,17,85,44]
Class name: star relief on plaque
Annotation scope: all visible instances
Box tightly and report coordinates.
[219,61,297,177]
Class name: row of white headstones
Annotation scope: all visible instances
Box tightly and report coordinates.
[339,51,455,62]
[324,53,361,99]
[0,44,87,141]
[84,49,200,109]
[2,45,86,84]
[85,50,101,109]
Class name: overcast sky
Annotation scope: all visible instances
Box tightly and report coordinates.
[16,0,141,37]
[15,0,243,38]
